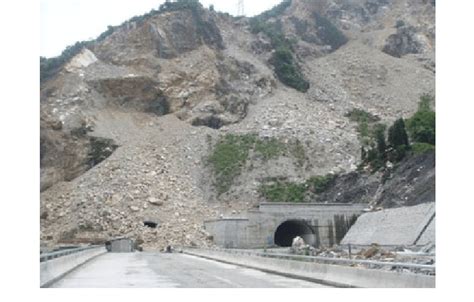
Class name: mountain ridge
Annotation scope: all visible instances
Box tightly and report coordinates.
[40,0,435,250]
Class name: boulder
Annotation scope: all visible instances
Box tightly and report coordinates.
[148,197,164,206]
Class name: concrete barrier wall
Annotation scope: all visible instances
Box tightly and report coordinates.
[184,249,435,288]
[40,246,107,287]
[205,219,251,248]
[341,202,435,246]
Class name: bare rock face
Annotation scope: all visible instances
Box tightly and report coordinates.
[40,115,118,192]
[40,0,435,250]
[382,24,424,58]
[89,76,169,115]
[92,6,223,63]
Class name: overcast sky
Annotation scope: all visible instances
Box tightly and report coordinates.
[40,0,283,57]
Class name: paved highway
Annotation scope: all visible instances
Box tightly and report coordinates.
[50,252,331,288]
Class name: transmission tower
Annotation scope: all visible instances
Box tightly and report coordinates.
[237,0,245,16]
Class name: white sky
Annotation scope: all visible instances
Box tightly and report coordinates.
[40,0,284,57]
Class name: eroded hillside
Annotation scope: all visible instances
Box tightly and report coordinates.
[40,0,435,250]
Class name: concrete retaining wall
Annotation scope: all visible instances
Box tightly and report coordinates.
[204,219,250,248]
[40,246,107,287]
[184,249,435,288]
[341,202,435,246]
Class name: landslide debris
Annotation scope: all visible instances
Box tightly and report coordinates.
[40,0,435,250]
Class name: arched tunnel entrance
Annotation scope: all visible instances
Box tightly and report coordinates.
[274,220,316,247]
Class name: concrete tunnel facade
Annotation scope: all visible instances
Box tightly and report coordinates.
[274,220,316,247]
[204,203,366,249]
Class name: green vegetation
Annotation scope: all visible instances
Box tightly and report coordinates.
[259,182,307,203]
[40,41,90,82]
[208,134,256,195]
[259,173,336,203]
[388,118,410,162]
[249,1,309,92]
[208,134,308,194]
[41,0,206,82]
[288,139,306,167]
[411,142,435,155]
[254,137,285,160]
[306,174,337,193]
[344,109,380,124]
[159,0,201,12]
[352,95,435,172]
[252,0,292,22]
[344,109,380,141]
[313,12,348,50]
[406,95,435,145]
[269,48,310,92]
[208,134,293,194]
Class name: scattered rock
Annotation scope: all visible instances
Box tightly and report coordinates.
[148,197,164,206]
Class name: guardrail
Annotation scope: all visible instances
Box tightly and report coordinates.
[40,245,101,262]
[40,245,107,287]
[200,248,435,274]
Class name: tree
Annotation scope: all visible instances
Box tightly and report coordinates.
[388,118,409,147]
[388,118,409,161]
[407,95,435,145]
[373,123,387,161]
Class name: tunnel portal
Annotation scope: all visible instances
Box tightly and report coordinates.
[274,220,316,247]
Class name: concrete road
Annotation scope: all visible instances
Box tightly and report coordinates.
[50,252,331,288]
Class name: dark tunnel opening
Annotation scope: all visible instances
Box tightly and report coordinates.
[274,220,315,247]
[143,221,158,228]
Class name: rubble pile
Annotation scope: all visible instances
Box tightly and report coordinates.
[287,239,435,275]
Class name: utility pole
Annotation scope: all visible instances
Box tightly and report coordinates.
[237,0,245,16]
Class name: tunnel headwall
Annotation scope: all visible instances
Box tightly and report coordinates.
[204,203,367,249]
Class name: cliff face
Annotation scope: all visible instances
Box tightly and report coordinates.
[40,0,435,250]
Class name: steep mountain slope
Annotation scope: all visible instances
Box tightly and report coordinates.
[40,0,435,250]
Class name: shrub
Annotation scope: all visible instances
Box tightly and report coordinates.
[41,0,204,82]
[259,182,307,203]
[269,47,310,92]
[313,12,348,50]
[388,118,409,161]
[40,41,91,82]
[407,96,435,145]
[388,118,409,148]
[208,134,299,194]
[208,134,256,194]
[345,109,380,124]
[259,173,336,203]
[306,174,336,193]
[412,142,435,155]
[249,2,309,92]
[251,0,292,23]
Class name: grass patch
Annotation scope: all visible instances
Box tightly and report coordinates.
[345,109,380,124]
[411,142,435,155]
[255,137,285,160]
[208,134,256,195]
[289,139,306,167]
[259,182,307,203]
[259,173,337,203]
[306,174,337,193]
[208,134,293,195]
[209,134,308,195]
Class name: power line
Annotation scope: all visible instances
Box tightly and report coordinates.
[237,0,244,16]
